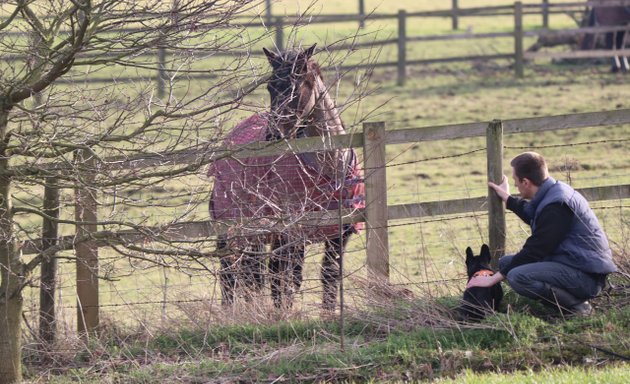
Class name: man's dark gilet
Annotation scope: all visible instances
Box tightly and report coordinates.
[531,180,617,274]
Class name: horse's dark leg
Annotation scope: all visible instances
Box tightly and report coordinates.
[619,30,629,72]
[242,240,266,302]
[581,10,597,50]
[270,236,304,309]
[283,242,305,308]
[614,30,626,72]
[606,30,625,72]
[217,236,236,306]
[252,240,267,292]
[269,236,286,309]
[321,226,353,312]
[291,245,305,294]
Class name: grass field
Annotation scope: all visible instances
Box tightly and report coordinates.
[16,0,630,382]
[21,0,630,326]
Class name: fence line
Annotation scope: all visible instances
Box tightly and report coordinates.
[10,0,628,331]
[23,107,630,334]
[255,1,629,23]
[6,1,630,90]
[18,108,630,178]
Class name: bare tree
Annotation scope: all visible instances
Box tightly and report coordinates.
[0,1,269,382]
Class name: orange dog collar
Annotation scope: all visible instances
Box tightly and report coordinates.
[473,270,494,278]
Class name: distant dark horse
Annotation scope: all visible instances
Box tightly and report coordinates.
[209,45,364,311]
[583,1,630,72]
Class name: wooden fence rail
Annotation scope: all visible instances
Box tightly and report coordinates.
[6,1,630,90]
[24,108,630,336]
[17,108,630,179]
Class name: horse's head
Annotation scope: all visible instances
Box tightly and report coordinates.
[262,45,352,184]
[263,44,319,140]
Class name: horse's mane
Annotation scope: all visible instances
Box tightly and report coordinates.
[306,57,323,81]
[307,56,346,136]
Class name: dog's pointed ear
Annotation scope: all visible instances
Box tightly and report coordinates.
[480,244,491,263]
[465,247,474,263]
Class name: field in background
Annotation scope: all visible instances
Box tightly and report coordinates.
[19,0,630,335]
[12,2,629,382]
[27,70,630,335]
[274,0,577,16]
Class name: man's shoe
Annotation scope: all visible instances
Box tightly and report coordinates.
[566,301,593,317]
[541,284,594,318]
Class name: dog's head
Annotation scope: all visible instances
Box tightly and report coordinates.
[465,244,493,279]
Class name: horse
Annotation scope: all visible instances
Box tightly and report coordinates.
[582,1,630,72]
[208,45,364,311]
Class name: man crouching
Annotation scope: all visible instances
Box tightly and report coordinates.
[467,152,617,316]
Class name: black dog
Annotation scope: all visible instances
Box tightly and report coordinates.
[459,244,503,321]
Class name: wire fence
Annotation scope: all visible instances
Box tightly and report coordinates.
[6,1,630,92]
[21,111,630,335]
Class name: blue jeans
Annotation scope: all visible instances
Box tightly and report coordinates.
[499,255,604,301]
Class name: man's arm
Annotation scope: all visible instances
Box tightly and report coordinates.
[467,203,573,288]
[506,196,532,224]
[499,203,574,276]
[488,175,532,223]
[488,175,509,202]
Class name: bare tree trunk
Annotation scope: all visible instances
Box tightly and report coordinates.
[0,109,22,383]
[0,295,22,384]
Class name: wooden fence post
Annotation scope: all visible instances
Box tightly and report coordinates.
[514,1,524,78]
[486,120,506,269]
[452,0,459,30]
[358,0,365,28]
[363,122,389,282]
[275,17,284,51]
[74,151,99,338]
[39,177,59,344]
[157,46,166,98]
[542,0,549,29]
[397,10,407,87]
[265,0,272,26]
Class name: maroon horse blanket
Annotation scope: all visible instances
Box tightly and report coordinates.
[209,113,364,241]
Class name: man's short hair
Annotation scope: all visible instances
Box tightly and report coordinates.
[510,152,548,186]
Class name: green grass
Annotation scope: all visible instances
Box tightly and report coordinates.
[11,1,630,381]
[28,293,630,382]
[19,0,630,331]
[436,364,630,383]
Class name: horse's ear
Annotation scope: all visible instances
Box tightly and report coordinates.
[304,44,316,58]
[480,244,491,262]
[295,45,316,73]
[263,47,276,60]
[263,47,281,68]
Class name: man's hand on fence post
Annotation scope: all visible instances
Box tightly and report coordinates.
[488,175,509,203]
